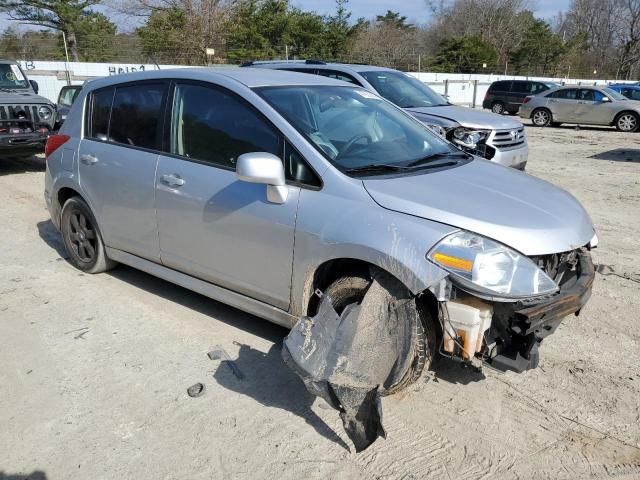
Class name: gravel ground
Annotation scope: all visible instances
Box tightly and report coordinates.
[1,123,639,480]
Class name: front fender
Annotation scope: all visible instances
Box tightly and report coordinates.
[290,185,456,316]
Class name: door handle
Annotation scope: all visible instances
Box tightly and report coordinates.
[80,153,98,165]
[160,173,185,187]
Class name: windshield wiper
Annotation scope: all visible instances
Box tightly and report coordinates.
[345,164,413,174]
[406,151,470,168]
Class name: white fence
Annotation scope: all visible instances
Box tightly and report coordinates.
[17,60,639,107]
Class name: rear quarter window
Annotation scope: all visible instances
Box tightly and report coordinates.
[490,81,510,92]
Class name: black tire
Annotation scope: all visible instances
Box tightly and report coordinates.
[60,196,116,273]
[531,108,552,127]
[323,273,434,395]
[491,101,505,115]
[614,111,639,132]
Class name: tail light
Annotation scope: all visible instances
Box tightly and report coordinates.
[45,134,70,159]
[523,96,532,104]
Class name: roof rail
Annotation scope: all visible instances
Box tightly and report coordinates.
[305,59,327,65]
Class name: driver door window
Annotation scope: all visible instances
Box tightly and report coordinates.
[171,83,281,168]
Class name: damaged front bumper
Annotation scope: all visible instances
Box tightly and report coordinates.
[442,249,595,373]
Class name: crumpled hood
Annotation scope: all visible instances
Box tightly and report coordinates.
[0,90,53,105]
[407,105,523,130]
[363,159,594,256]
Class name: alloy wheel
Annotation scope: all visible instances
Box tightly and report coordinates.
[492,103,504,114]
[533,110,550,126]
[68,211,97,263]
[618,114,637,132]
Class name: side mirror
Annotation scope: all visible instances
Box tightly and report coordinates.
[29,80,39,94]
[236,152,288,204]
[602,96,610,102]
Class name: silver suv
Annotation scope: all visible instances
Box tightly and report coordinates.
[45,68,596,386]
[519,85,640,132]
[246,60,528,169]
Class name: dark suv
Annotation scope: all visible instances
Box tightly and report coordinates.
[0,60,57,159]
[483,80,559,115]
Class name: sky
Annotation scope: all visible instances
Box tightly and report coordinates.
[293,0,573,23]
[0,0,573,32]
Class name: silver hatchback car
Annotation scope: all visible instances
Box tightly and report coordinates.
[45,68,596,387]
[519,85,640,132]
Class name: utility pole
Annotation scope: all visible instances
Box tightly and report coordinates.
[62,31,71,86]
[504,59,508,76]
[285,45,289,62]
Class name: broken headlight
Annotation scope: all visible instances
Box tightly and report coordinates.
[452,127,489,149]
[424,123,449,138]
[427,231,559,299]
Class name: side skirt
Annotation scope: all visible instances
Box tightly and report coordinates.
[106,247,296,329]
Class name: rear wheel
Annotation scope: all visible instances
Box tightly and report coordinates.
[615,112,639,132]
[491,101,505,115]
[531,108,552,127]
[323,273,435,395]
[60,196,116,273]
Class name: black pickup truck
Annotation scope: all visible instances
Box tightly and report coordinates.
[0,60,57,159]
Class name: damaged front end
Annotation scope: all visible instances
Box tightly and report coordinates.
[434,247,595,373]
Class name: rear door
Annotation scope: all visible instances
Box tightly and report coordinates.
[575,89,612,124]
[508,81,530,111]
[78,81,168,262]
[547,88,580,122]
[154,81,301,310]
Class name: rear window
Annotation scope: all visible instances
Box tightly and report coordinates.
[87,83,166,150]
[109,83,166,150]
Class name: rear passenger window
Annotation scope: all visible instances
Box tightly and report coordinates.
[511,82,530,93]
[550,89,578,99]
[110,83,166,150]
[171,83,281,169]
[490,81,510,92]
[89,87,114,140]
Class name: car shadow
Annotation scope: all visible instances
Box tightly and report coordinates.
[0,472,47,480]
[432,357,486,385]
[35,218,349,448]
[589,148,640,163]
[0,155,45,176]
[213,342,350,450]
[37,220,68,259]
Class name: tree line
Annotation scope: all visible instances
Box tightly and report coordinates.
[0,0,638,79]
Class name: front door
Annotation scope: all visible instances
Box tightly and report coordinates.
[155,82,299,310]
[575,89,615,124]
[78,82,168,262]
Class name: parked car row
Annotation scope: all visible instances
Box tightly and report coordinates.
[245,60,528,169]
[485,79,640,132]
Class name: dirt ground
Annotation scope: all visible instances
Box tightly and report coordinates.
[1,123,639,480]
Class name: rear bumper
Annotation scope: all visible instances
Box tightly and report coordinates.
[488,249,595,372]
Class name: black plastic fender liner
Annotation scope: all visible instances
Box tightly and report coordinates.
[282,270,418,452]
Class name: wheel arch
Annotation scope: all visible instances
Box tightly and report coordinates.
[612,109,639,126]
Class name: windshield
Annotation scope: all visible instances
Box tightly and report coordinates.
[0,63,29,89]
[601,87,627,101]
[257,85,459,173]
[359,71,449,108]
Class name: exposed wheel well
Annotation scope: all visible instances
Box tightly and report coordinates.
[305,258,441,334]
[57,187,80,210]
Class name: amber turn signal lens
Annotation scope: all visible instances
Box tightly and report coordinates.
[432,252,473,272]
